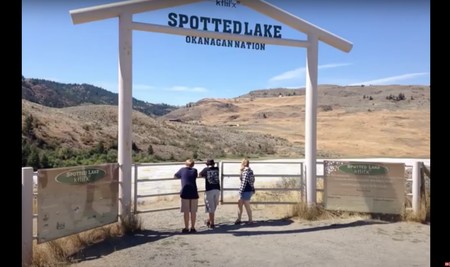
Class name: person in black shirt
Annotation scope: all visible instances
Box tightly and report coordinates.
[199,159,221,229]
[174,159,199,233]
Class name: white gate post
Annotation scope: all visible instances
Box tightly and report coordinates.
[412,161,421,215]
[305,33,319,206]
[22,167,34,267]
[118,12,133,221]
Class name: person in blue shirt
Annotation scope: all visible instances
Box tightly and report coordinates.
[174,159,199,233]
[199,159,221,229]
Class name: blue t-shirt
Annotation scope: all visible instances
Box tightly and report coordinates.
[199,166,220,191]
[174,167,199,199]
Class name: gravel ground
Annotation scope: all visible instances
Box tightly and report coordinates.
[69,205,430,267]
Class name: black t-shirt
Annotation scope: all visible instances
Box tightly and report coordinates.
[199,166,220,191]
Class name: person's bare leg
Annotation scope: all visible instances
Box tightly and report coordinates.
[191,212,196,229]
[183,212,189,229]
[237,199,244,222]
[243,200,252,222]
[209,213,215,226]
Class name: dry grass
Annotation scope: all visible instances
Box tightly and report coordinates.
[182,86,430,158]
[31,213,142,267]
[250,177,352,221]
[119,212,143,234]
[402,194,430,223]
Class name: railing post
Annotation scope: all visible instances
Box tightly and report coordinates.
[133,164,138,214]
[118,12,133,222]
[305,33,318,206]
[220,161,224,204]
[412,161,421,216]
[22,167,34,267]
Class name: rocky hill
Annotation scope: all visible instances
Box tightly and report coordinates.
[21,76,177,116]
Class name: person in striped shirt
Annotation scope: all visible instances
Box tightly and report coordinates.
[235,158,255,225]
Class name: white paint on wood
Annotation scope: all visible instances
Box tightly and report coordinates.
[70,0,203,25]
[305,33,319,205]
[241,0,352,52]
[22,167,34,267]
[412,161,421,215]
[118,13,133,219]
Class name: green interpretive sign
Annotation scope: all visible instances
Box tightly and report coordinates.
[37,163,119,243]
[324,161,405,215]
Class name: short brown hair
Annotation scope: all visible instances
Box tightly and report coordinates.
[185,159,195,167]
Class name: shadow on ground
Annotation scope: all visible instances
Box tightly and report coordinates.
[69,218,389,263]
[68,229,174,263]
[216,219,389,237]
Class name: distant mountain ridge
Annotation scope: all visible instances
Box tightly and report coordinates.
[21,76,178,116]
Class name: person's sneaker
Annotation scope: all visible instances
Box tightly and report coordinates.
[190,228,197,233]
[234,219,241,225]
[210,224,215,229]
[181,228,189,233]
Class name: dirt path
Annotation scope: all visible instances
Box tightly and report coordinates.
[69,205,430,267]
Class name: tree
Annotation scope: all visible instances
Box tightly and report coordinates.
[27,147,40,170]
[147,144,154,155]
[132,142,140,152]
[23,114,35,139]
[94,141,105,154]
[22,141,31,166]
[40,153,50,169]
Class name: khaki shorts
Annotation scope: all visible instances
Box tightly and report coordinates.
[204,189,220,213]
[180,198,198,213]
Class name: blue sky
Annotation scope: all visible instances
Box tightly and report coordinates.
[22,0,430,106]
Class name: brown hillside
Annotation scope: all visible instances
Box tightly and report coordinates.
[22,85,429,159]
[161,85,430,158]
[21,100,300,160]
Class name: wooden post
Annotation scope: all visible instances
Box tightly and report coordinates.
[305,33,318,206]
[118,12,133,221]
[22,167,34,267]
[412,161,421,215]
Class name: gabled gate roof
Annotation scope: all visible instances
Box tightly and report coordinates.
[70,0,352,52]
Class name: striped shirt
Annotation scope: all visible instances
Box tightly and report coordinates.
[239,167,255,194]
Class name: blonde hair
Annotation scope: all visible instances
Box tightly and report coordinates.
[240,158,249,172]
[185,159,195,167]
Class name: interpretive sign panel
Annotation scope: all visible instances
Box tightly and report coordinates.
[37,163,119,243]
[324,161,405,214]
